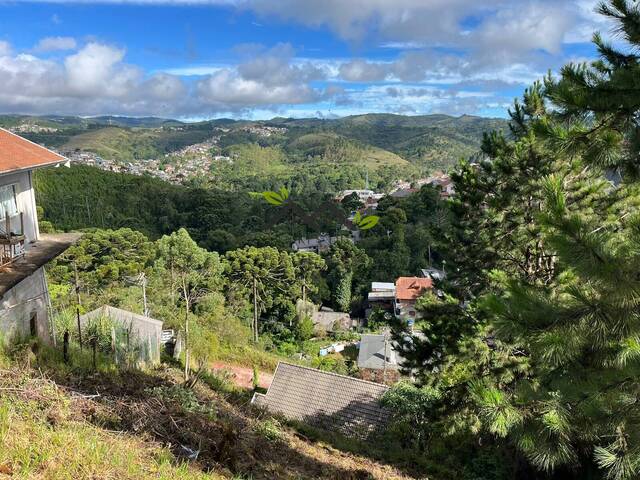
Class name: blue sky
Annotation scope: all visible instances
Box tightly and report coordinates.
[0,0,613,120]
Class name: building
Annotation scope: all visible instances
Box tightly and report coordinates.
[367,282,396,314]
[420,267,446,282]
[291,234,337,254]
[357,334,403,385]
[394,277,433,320]
[80,305,163,365]
[0,129,79,344]
[252,362,389,438]
[390,188,417,199]
[311,308,353,333]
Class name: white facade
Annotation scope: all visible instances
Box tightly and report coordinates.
[0,267,49,343]
[0,169,40,243]
[0,169,50,344]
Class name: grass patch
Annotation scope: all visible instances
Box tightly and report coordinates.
[0,387,222,479]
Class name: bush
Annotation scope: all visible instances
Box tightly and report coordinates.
[254,419,284,442]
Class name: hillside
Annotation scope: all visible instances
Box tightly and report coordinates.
[0,352,417,480]
[0,113,507,173]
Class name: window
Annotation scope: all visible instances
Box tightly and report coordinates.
[0,184,17,220]
[30,311,37,337]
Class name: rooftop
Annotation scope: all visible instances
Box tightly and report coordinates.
[0,233,81,297]
[371,282,395,291]
[81,305,163,328]
[252,362,389,438]
[0,128,67,175]
[395,276,432,301]
[357,334,403,370]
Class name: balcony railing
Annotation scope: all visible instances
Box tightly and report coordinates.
[0,212,25,267]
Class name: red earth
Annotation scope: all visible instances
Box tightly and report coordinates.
[210,362,274,389]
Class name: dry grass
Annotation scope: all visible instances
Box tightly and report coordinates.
[0,370,222,480]
[0,349,420,480]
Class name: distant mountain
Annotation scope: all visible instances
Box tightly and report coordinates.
[0,113,508,171]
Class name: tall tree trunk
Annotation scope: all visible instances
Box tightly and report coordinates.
[183,279,190,382]
[253,277,258,343]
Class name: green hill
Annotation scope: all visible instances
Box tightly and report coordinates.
[0,112,507,171]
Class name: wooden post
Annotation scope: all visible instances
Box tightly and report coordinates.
[74,262,83,351]
[91,338,97,371]
[142,274,149,317]
[63,330,69,363]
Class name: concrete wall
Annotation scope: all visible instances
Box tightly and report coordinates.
[0,267,50,344]
[0,170,39,244]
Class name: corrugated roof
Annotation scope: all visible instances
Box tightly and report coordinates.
[253,362,389,438]
[0,128,67,175]
[371,282,395,291]
[81,305,163,327]
[395,276,432,301]
[357,334,402,370]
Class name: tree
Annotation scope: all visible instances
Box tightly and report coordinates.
[224,246,296,342]
[470,4,640,478]
[291,251,326,304]
[341,192,364,212]
[156,228,223,382]
[324,238,371,312]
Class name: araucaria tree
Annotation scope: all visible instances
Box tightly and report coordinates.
[156,228,223,382]
[224,246,296,342]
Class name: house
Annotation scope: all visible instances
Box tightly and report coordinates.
[420,267,446,282]
[367,282,396,315]
[395,277,433,319]
[357,334,403,385]
[336,189,385,210]
[80,305,163,364]
[0,129,80,344]
[311,308,353,333]
[252,362,389,438]
[291,234,336,254]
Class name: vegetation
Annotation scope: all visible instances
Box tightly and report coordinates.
[392,3,640,479]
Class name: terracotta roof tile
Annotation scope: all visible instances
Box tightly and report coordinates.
[395,276,432,301]
[0,128,66,175]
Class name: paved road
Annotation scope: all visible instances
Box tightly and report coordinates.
[210,362,274,389]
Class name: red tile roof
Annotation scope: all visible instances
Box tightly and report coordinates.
[395,276,432,301]
[0,128,66,175]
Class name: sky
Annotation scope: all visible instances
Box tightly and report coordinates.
[0,0,615,120]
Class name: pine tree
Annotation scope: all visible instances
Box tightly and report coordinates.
[471,3,640,478]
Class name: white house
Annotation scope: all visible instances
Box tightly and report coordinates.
[0,128,79,344]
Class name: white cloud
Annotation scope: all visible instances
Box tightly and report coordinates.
[34,36,77,52]
[196,44,325,108]
[0,40,331,116]
[0,41,12,57]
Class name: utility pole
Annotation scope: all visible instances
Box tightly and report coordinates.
[74,261,83,351]
[382,332,388,385]
[140,272,148,317]
[253,277,258,343]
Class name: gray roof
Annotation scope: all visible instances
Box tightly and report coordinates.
[80,305,163,363]
[81,305,163,329]
[357,334,403,370]
[253,362,389,438]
